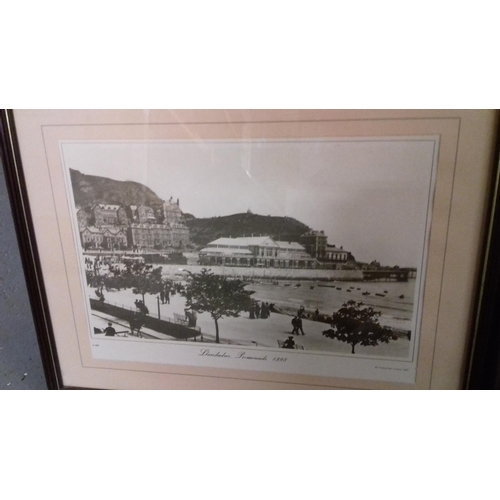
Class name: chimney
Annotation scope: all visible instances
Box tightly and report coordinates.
[177,198,179,206]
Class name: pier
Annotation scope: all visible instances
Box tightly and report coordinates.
[362,269,410,282]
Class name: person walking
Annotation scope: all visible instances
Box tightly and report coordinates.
[184,308,192,326]
[260,302,269,319]
[188,310,197,327]
[254,302,261,319]
[296,315,305,335]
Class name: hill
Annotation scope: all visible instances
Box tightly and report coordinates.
[185,213,311,248]
[70,169,163,208]
[70,170,312,248]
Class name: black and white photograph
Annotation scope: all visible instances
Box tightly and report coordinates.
[61,137,437,383]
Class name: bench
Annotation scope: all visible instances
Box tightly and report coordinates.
[173,312,189,326]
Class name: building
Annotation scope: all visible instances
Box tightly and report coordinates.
[275,241,316,267]
[163,197,183,223]
[127,222,190,250]
[80,226,128,249]
[78,197,190,252]
[81,227,104,248]
[168,222,190,248]
[76,207,93,230]
[324,244,349,269]
[125,204,139,223]
[198,236,316,268]
[92,204,128,227]
[300,230,328,260]
[125,204,157,224]
[102,228,128,249]
[137,205,157,224]
[127,223,171,249]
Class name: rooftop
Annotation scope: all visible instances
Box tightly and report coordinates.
[199,247,253,256]
[209,236,278,247]
[82,226,102,234]
[96,204,121,211]
[302,230,326,237]
[103,227,126,235]
[275,241,305,250]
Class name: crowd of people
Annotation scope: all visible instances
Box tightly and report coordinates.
[249,301,275,319]
[86,253,335,349]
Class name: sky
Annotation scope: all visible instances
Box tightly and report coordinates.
[61,139,437,268]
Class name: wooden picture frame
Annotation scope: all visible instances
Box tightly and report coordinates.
[1,109,498,389]
[466,143,500,389]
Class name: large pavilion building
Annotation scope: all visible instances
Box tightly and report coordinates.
[198,236,317,268]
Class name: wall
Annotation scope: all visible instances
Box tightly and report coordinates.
[0,159,47,389]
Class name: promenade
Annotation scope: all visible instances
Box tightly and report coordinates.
[157,263,364,281]
[90,287,411,359]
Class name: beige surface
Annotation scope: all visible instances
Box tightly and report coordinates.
[12,110,498,389]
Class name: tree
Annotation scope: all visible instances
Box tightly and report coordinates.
[182,268,254,343]
[131,265,164,304]
[323,300,397,354]
[102,261,164,306]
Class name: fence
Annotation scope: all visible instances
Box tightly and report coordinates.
[90,298,203,341]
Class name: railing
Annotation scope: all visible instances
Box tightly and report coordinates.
[107,301,178,324]
[361,269,410,282]
[107,300,202,335]
[90,298,203,341]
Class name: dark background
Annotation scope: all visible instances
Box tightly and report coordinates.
[0,158,47,389]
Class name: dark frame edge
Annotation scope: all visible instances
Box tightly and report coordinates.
[466,113,500,389]
[1,109,498,390]
[0,109,63,389]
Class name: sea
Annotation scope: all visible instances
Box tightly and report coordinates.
[245,279,416,332]
[156,263,417,332]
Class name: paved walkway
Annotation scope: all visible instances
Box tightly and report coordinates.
[89,287,411,358]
